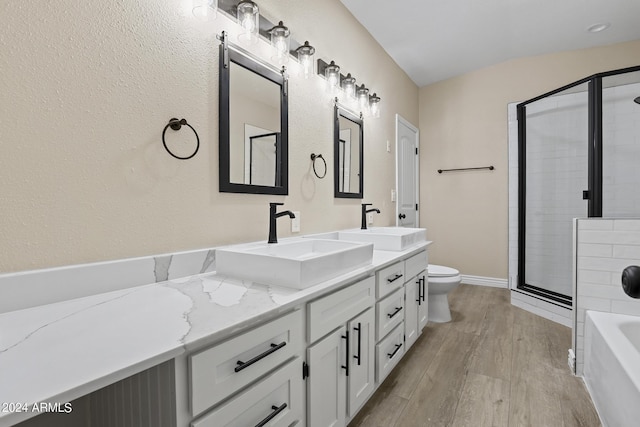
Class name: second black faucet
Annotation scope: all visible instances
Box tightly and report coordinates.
[361,203,381,230]
[269,202,296,244]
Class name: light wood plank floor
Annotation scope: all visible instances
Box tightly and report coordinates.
[348,284,600,427]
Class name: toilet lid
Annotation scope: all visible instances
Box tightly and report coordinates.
[428,264,459,277]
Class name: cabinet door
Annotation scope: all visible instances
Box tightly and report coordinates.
[347,308,375,417]
[404,278,419,350]
[418,273,428,332]
[307,326,347,427]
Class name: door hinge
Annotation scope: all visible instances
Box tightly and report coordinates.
[415,147,418,155]
[415,203,418,211]
[302,361,309,379]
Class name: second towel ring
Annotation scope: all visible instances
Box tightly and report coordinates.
[311,153,327,179]
[162,118,200,160]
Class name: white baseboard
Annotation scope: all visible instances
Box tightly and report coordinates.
[460,274,508,288]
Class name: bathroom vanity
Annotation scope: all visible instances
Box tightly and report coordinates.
[0,232,430,427]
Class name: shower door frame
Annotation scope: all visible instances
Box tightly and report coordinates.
[516,65,640,306]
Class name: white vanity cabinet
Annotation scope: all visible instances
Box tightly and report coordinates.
[306,276,376,427]
[402,251,429,351]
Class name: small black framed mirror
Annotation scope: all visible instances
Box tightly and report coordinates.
[334,105,363,198]
[219,39,288,194]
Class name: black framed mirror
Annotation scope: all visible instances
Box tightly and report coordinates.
[219,39,288,194]
[334,105,363,198]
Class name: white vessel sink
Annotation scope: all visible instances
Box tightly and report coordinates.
[215,239,373,289]
[337,227,427,251]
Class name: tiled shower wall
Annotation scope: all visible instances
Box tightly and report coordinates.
[574,218,640,375]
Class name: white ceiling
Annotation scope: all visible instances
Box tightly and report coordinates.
[340,0,640,87]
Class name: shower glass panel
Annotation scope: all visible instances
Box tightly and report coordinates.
[523,83,589,302]
[602,71,640,216]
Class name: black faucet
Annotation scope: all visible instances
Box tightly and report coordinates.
[361,203,381,230]
[269,202,296,244]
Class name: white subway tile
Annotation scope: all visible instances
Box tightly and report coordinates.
[578,243,612,258]
[579,296,611,312]
[577,219,614,230]
[610,300,640,316]
[613,245,640,260]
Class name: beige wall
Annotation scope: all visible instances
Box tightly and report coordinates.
[0,0,418,273]
[419,39,640,279]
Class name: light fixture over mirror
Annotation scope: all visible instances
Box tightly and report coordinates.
[270,21,290,65]
[193,0,218,21]
[357,84,370,113]
[369,93,380,118]
[296,41,315,79]
[324,61,340,95]
[341,73,356,99]
[237,0,259,43]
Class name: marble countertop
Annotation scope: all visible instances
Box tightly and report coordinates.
[0,242,429,426]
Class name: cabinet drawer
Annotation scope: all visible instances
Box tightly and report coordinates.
[308,276,375,343]
[375,288,404,342]
[376,261,405,299]
[375,323,405,383]
[191,358,304,427]
[405,250,428,280]
[190,310,303,416]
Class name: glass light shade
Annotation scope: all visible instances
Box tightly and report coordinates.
[357,85,370,112]
[296,41,315,79]
[237,0,259,43]
[325,61,340,94]
[369,93,381,118]
[270,21,290,64]
[341,73,356,99]
[192,0,218,21]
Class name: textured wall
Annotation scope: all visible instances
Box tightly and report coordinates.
[420,39,640,279]
[0,0,418,272]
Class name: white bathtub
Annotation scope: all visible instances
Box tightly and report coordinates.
[584,310,640,427]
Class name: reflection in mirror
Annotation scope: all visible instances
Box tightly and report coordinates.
[334,105,363,198]
[220,42,288,194]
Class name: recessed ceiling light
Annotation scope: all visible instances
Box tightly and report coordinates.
[587,22,611,33]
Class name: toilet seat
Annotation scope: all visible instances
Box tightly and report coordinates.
[428,264,459,278]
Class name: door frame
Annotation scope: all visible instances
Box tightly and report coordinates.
[395,114,420,227]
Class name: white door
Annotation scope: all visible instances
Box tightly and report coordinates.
[396,115,419,227]
[347,308,375,417]
[307,326,347,427]
[404,279,418,350]
[418,272,428,331]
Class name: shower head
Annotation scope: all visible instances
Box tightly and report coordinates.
[635,96,640,105]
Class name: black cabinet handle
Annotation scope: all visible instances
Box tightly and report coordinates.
[416,277,422,305]
[387,273,403,283]
[353,323,362,366]
[235,341,287,373]
[387,343,402,359]
[254,403,287,427]
[387,306,403,319]
[421,276,426,302]
[341,331,349,376]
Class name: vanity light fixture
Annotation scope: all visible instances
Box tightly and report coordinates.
[369,93,381,118]
[341,73,356,99]
[357,84,370,113]
[237,0,259,43]
[296,41,316,79]
[324,60,341,95]
[193,0,218,21]
[270,21,291,64]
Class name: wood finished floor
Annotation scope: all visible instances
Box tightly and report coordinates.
[348,284,601,427]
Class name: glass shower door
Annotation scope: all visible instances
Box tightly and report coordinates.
[522,83,589,303]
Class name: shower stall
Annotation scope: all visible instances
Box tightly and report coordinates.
[516,65,640,306]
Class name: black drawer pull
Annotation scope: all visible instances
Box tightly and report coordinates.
[387,343,402,359]
[341,331,350,376]
[421,276,426,302]
[387,273,403,283]
[255,403,287,427]
[416,277,422,305]
[353,323,362,366]
[235,341,287,373]
[387,306,403,319]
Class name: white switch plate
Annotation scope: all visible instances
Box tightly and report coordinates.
[291,211,301,233]
[386,140,391,152]
[391,189,396,202]
[368,213,373,224]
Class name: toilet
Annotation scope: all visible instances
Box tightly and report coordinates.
[427,264,461,323]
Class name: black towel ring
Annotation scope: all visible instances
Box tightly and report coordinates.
[311,153,327,179]
[162,118,200,160]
